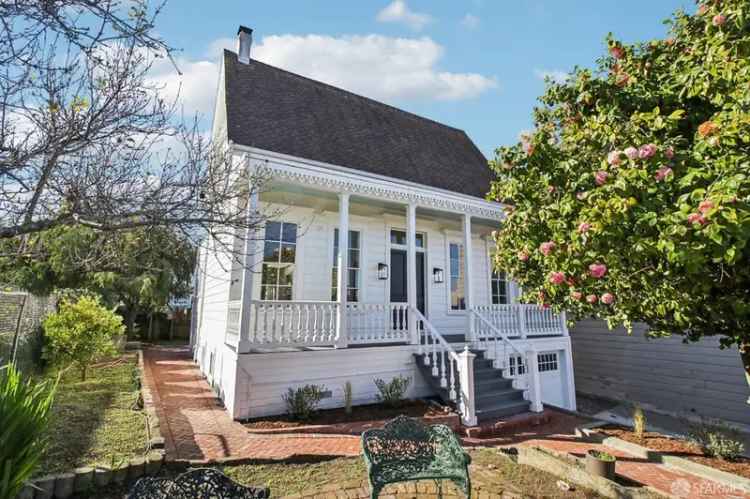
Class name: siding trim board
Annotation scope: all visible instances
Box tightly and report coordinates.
[571,319,750,425]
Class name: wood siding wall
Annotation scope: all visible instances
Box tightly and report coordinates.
[571,319,750,425]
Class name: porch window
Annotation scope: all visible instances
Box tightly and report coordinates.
[449,243,465,310]
[331,229,360,302]
[260,221,297,300]
[390,230,424,248]
[491,270,509,304]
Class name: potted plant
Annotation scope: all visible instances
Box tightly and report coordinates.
[585,449,616,479]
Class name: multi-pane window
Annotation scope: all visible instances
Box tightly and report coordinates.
[509,355,525,376]
[491,270,509,305]
[260,221,297,300]
[331,229,360,302]
[538,353,559,372]
[390,230,425,248]
[449,243,465,310]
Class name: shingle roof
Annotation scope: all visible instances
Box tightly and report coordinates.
[223,50,492,199]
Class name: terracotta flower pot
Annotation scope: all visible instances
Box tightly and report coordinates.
[585,449,616,480]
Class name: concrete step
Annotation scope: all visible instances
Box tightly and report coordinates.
[475,388,525,406]
[476,400,531,422]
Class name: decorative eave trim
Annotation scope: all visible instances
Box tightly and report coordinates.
[230,144,506,220]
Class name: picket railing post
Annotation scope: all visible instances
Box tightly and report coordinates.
[458,346,477,426]
[525,346,543,413]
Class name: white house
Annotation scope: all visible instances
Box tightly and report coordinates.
[191,26,576,426]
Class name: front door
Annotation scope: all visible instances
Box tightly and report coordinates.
[390,249,426,314]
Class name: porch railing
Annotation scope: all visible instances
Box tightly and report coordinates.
[246,300,339,346]
[472,304,567,338]
[346,303,410,344]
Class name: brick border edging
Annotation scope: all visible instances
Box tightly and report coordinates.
[244,414,461,436]
[137,349,167,451]
[517,445,660,499]
[577,425,750,493]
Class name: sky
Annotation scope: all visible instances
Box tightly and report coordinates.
[150,0,695,159]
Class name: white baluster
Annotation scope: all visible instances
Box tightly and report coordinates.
[439,349,447,388]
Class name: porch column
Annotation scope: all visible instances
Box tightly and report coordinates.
[336,193,350,348]
[237,176,261,354]
[462,214,474,344]
[406,203,418,344]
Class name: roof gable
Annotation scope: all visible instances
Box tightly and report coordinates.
[222,50,492,199]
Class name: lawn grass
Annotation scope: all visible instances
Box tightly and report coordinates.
[219,448,607,497]
[36,353,148,474]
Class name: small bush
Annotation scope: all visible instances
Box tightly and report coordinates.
[374,375,411,408]
[633,405,646,441]
[282,384,325,421]
[588,450,616,462]
[343,381,353,416]
[689,420,745,461]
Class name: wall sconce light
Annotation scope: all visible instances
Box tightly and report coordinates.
[433,267,444,284]
[377,263,389,280]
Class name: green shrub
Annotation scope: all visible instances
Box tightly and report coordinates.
[43,296,125,380]
[282,384,326,421]
[689,420,745,461]
[374,375,411,408]
[0,364,57,499]
[343,381,353,416]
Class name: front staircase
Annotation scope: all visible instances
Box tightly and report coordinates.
[415,348,530,422]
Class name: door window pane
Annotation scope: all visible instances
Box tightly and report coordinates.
[260,222,297,300]
[332,229,360,301]
[390,229,425,248]
[450,243,465,310]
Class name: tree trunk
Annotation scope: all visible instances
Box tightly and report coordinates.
[125,307,138,338]
[740,343,750,402]
[148,313,154,341]
[81,365,87,381]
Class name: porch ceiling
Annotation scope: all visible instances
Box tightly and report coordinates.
[260,183,501,234]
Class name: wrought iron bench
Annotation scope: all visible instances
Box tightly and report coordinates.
[361,415,471,499]
[127,468,270,499]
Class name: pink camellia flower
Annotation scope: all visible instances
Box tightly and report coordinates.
[609,45,625,60]
[570,290,583,301]
[713,14,727,26]
[665,146,675,159]
[607,150,622,166]
[518,251,529,262]
[577,191,588,201]
[595,171,609,186]
[698,199,715,214]
[601,293,615,305]
[578,222,592,233]
[547,185,556,194]
[624,146,639,160]
[586,294,599,304]
[589,263,608,279]
[549,272,566,285]
[638,143,657,159]
[687,213,708,225]
[539,241,556,256]
[655,166,673,182]
[697,4,708,16]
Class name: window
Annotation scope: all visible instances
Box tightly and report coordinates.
[331,229,360,302]
[390,230,424,248]
[491,270,509,305]
[260,221,297,300]
[509,355,525,376]
[449,243,465,310]
[538,353,559,372]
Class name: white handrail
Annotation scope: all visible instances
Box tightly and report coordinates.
[411,306,476,426]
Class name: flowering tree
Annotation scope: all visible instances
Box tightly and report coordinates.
[491,1,750,383]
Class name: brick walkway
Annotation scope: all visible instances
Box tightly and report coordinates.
[141,345,360,462]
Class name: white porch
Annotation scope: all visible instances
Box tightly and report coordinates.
[192,148,575,424]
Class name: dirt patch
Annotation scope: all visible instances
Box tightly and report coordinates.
[244,400,455,429]
[599,426,750,480]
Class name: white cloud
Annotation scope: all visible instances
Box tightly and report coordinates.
[376,1,433,31]
[461,14,480,29]
[252,34,496,101]
[534,68,569,84]
[146,33,496,118]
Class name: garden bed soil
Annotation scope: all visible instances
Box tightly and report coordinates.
[244,400,455,430]
[598,426,750,480]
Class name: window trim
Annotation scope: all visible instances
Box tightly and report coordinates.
[538,352,559,373]
[446,240,466,312]
[331,227,362,302]
[256,220,301,301]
